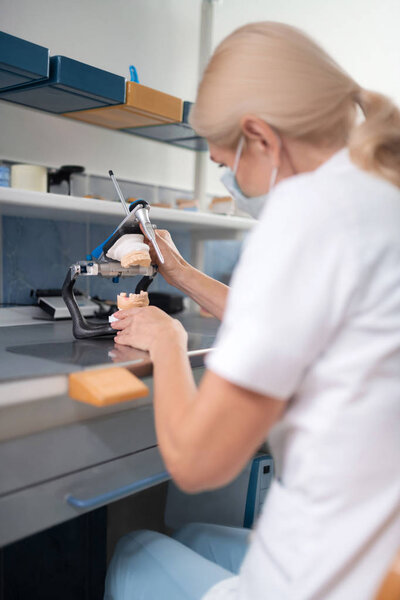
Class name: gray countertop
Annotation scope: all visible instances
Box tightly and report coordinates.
[0,311,219,442]
[0,311,220,384]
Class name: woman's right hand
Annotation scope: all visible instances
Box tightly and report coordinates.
[143,227,228,320]
[144,229,190,288]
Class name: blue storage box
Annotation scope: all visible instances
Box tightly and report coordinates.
[0,31,49,90]
[0,55,126,113]
[124,101,208,151]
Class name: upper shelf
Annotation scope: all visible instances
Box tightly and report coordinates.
[0,187,254,235]
[0,30,207,151]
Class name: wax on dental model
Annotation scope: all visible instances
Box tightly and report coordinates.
[106,234,151,267]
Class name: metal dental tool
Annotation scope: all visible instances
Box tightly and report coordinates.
[108,171,164,265]
[130,201,165,265]
[108,170,130,217]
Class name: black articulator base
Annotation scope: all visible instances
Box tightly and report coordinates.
[62,268,157,340]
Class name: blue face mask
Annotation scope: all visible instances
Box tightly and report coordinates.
[220,136,279,219]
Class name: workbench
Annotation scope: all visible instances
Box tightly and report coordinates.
[0,311,218,547]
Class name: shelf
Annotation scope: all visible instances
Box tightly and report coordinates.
[0,187,254,235]
[0,30,207,151]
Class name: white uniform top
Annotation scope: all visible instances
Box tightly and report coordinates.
[204,149,400,600]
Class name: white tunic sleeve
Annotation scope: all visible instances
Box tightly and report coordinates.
[206,178,359,399]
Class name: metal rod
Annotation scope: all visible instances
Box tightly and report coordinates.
[108,170,130,217]
[138,221,165,265]
[193,0,218,212]
[150,235,165,265]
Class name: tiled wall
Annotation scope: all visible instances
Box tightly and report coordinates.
[2,215,243,306]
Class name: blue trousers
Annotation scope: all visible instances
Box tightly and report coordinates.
[104,523,250,600]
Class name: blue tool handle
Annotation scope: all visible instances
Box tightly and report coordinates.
[66,471,169,509]
[89,228,118,260]
[129,65,140,83]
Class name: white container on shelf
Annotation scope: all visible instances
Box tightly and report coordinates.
[11,164,47,193]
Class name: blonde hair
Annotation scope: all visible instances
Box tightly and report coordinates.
[190,22,400,188]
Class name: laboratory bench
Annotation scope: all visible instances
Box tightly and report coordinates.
[0,310,219,548]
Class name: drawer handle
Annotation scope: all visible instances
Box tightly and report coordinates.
[66,471,169,509]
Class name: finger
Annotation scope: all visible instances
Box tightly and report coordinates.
[144,238,160,262]
[110,319,129,330]
[140,226,162,258]
[114,307,143,319]
[155,230,171,240]
[148,248,158,264]
[114,333,136,347]
[140,227,169,244]
[114,328,128,339]
[111,311,129,321]
[150,230,170,246]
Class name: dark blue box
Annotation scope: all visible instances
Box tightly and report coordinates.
[0,55,126,113]
[0,31,49,90]
[124,101,208,151]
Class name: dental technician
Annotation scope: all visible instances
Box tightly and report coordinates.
[105,22,400,600]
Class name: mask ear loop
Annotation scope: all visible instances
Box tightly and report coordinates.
[269,165,278,190]
[268,134,281,191]
[233,136,245,175]
[268,129,286,192]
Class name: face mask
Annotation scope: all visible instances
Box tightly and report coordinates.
[220,136,279,219]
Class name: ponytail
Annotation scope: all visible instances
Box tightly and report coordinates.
[349,90,400,188]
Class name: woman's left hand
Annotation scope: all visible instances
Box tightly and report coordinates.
[110,306,188,357]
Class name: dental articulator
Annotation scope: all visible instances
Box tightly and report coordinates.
[62,171,164,339]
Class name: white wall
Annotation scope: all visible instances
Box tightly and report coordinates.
[1,0,399,195]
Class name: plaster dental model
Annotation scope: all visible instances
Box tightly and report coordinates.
[106,234,151,267]
[117,291,149,309]
[109,291,149,323]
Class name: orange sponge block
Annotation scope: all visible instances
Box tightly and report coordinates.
[69,367,149,407]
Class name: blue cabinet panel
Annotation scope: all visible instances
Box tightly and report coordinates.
[124,101,207,151]
[0,31,49,90]
[0,55,125,113]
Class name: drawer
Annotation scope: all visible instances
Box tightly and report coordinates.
[0,366,205,497]
[0,403,156,496]
[0,445,168,547]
